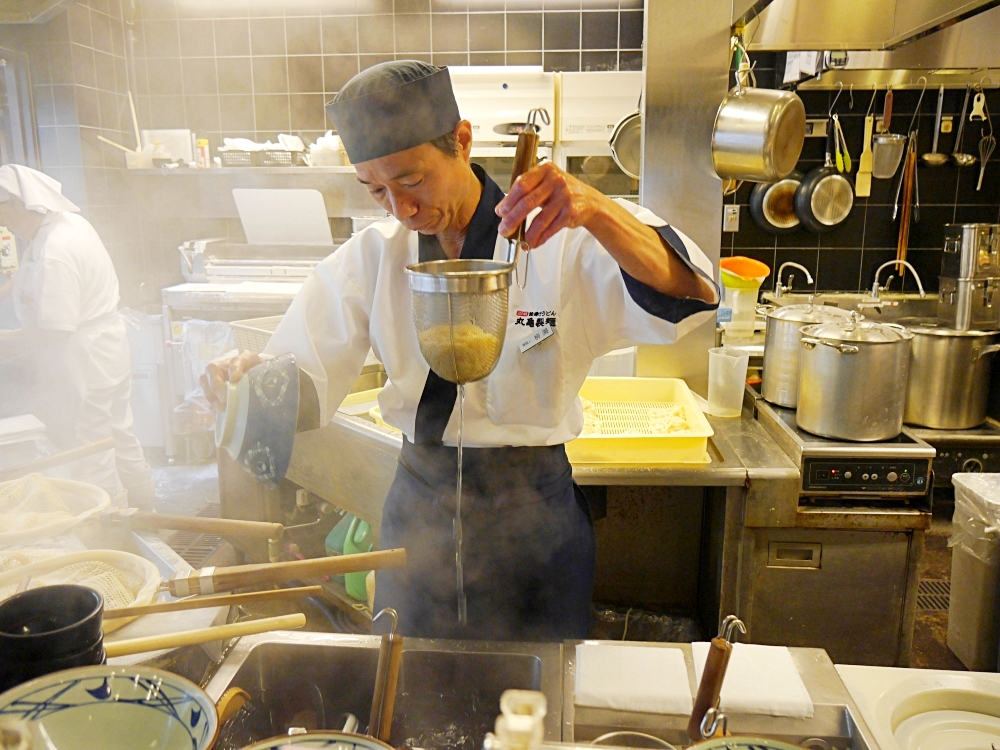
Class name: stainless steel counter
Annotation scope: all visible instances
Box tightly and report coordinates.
[284,403,800,534]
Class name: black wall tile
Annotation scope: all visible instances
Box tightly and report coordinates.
[358,14,394,53]
[774,248,819,290]
[618,9,641,49]
[581,10,615,49]
[251,56,288,93]
[250,18,286,55]
[470,52,505,65]
[581,50,615,71]
[618,49,641,70]
[147,56,183,95]
[143,19,180,57]
[817,249,862,291]
[469,13,504,52]
[323,53,359,90]
[396,0,430,11]
[182,56,218,95]
[506,12,541,50]
[395,14,431,53]
[543,50,579,71]
[288,55,323,92]
[286,17,322,54]
[290,92,327,129]
[179,18,214,56]
[818,204,865,248]
[907,205,953,249]
[733,206,777,249]
[217,56,252,94]
[214,19,250,55]
[431,13,467,52]
[322,17,358,53]
[543,11,580,50]
[506,50,541,65]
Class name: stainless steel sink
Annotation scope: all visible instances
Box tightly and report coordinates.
[204,632,563,750]
[561,643,879,750]
[763,291,939,323]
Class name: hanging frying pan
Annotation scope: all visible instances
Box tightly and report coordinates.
[749,171,803,234]
[794,120,853,233]
[609,111,641,179]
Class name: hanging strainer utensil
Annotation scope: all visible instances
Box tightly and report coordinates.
[406,259,511,384]
[871,133,907,179]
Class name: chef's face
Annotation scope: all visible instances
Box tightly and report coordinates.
[0,198,44,240]
[354,120,476,235]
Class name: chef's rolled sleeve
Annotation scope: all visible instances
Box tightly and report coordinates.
[619,224,720,325]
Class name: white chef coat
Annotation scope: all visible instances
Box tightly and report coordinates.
[12,210,129,389]
[264,199,718,448]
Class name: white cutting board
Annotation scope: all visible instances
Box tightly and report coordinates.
[233,188,334,246]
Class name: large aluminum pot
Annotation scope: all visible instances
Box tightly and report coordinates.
[797,317,913,442]
[904,324,1000,429]
[762,303,856,408]
[712,85,806,183]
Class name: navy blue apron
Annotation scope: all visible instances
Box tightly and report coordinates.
[373,165,596,641]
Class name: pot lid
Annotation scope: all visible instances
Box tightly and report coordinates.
[905,321,998,338]
[800,313,913,343]
[768,301,856,324]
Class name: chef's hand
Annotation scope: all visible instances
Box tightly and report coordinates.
[496,162,716,302]
[496,162,602,248]
[201,350,262,411]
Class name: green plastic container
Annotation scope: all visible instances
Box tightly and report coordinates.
[343,516,373,601]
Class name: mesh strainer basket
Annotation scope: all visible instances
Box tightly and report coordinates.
[872,133,907,179]
[406,259,511,384]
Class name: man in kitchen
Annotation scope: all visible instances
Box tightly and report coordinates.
[203,60,718,641]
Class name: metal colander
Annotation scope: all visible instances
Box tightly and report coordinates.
[406,259,511,384]
[872,132,907,179]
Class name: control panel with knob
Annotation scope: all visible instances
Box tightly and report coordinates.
[805,460,930,494]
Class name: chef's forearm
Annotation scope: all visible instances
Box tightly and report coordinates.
[585,198,716,303]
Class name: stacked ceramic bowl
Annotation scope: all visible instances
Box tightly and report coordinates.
[0,584,105,693]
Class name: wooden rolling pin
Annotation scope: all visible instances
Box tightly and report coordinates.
[162,548,407,596]
[104,613,306,658]
[104,584,323,620]
[116,509,285,541]
[687,615,746,742]
[0,438,115,482]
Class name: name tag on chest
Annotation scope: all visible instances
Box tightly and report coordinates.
[519,324,553,353]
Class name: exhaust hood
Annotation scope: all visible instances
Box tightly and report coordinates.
[741,0,1000,51]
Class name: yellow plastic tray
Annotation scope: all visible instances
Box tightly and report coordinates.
[567,377,713,465]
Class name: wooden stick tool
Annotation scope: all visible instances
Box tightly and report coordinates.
[687,614,746,742]
[103,584,323,620]
[161,548,407,597]
[369,607,404,742]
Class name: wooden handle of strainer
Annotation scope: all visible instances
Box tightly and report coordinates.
[507,130,540,242]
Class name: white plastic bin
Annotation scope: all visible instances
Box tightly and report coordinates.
[948,473,1000,671]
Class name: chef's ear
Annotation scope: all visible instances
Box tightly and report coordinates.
[454,120,474,161]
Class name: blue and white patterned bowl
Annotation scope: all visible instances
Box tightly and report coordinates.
[0,665,218,750]
[243,731,394,749]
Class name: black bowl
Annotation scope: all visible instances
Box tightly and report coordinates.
[0,638,106,694]
[0,584,104,659]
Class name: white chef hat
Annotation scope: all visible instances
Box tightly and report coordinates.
[0,164,79,214]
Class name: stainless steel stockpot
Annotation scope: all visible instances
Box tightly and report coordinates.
[797,316,914,442]
[903,324,1000,429]
[762,302,856,409]
[712,85,806,183]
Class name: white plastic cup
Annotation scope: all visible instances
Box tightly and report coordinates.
[707,347,750,418]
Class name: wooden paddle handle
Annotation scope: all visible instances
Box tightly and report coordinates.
[165,548,407,596]
[883,89,893,131]
[897,147,917,265]
[104,585,323,620]
[104,613,306,658]
[371,634,404,742]
[687,637,733,742]
[0,438,115,482]
[506,130,540,241]
[128,510,284,540]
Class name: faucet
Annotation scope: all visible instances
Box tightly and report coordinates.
[870,260,926,301]
[774,262,815,298]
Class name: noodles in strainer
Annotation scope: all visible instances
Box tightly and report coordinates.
[418,323,501,383]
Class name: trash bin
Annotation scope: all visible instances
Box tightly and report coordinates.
[948,473,1000,671]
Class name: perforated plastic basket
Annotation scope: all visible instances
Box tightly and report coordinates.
[567,377,713,465]
[229,316,283,354]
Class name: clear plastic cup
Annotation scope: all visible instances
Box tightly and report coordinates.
[707,347,750,418]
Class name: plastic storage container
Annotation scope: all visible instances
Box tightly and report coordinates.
[567,377,713,465]
[948,473,1000,671]
[229,316,283,354]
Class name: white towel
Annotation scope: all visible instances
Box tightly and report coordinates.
[575,643,694,715]
[691,642,814,718]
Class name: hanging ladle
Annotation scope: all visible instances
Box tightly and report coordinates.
[953,84,977,167]
[922,85,949,167]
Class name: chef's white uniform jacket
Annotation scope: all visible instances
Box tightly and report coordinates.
[11,210,151,506]
[264,198,718,444]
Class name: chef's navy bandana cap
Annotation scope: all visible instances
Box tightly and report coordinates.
[326,60,462,164]
[0,164,79,214]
